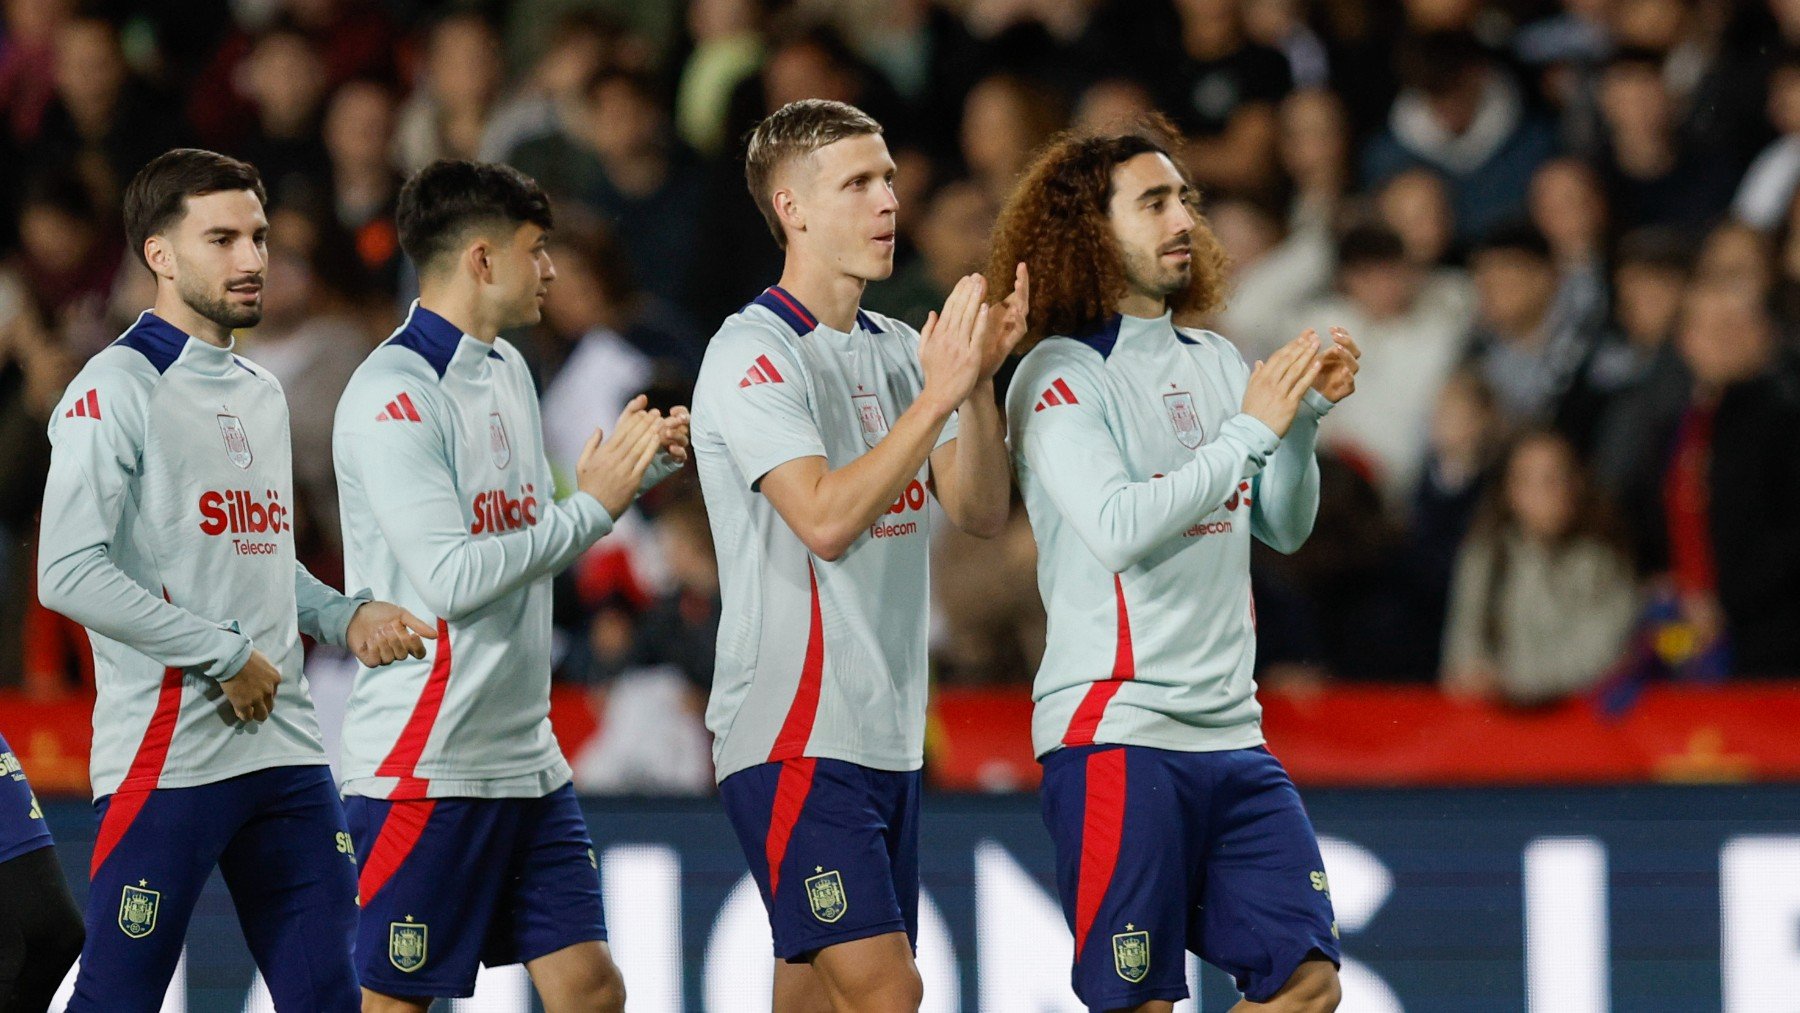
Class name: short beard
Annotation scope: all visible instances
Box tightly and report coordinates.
[177,275,262,330]
[1121,243,1190,303]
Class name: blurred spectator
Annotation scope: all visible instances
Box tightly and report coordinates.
[960,73,1066,202]
[1165,0,1293,197]
[1528,158,1610,335]
[236,205,371,576]
[1694,218,1776,298]
[187,0,396,148]
[0,0,73,145]
[1593,48,1739,230]
[234,25,334,202]
[1292,223,1476,504]
[1467,221,1594,424]
[1279,88,1353,227]
[676,0,767,158]
[1441,429,1637,704]
[10,172,122,358]
[1243,0,1331,89]
[508,68,705,306]
[321,79,404,292]
[865,179,997,325]
[1570,227,1691,497]
[1660,281,1800,675]
[932,499,1045,685]
[1363,32,1558,245]
[480,11,628,163]
[1072,76,1157,135]
[33,15,183,206]
[536,229,657,483]
[1404,369,1501,668]
[394,11,506,173]
[1732,51,1800,231]
[1376,167,1457,266]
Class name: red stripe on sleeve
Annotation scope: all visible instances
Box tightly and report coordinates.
[755,354,786,384]
[1043,388,1063,407]
[356,799,438,905]
[86,389,101,419]
[1072,748,1128,957]
[374,619,452,797]
[396,392,422,422]
[767,562,825,761]
[1061,575,1136,746]
[764,757,817,899]
[1052,378,1079,405]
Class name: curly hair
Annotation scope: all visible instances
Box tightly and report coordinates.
[985,116,1229,349]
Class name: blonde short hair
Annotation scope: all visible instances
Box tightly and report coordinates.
[744,99,882,248]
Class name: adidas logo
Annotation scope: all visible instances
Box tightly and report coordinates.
[64,389,101,420]
[1033,379,1079,412]
[738,354,785,388]
[376,392,422,422]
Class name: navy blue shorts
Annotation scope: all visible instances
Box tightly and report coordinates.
[1040,745,1340,1010]
[0,732,53,864]
[69,764,358,1013]
[345,783,606,999]
[719,758,921,961]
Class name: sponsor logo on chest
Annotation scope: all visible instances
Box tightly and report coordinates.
[853,392,889,448]
[470,485,539,534]
[1162,391,1204,449]
[216,413,254,469]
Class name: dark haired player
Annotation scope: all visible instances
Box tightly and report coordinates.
[332,159,687,1012]
[38,148,432,1011]
[992,124,1359,1013]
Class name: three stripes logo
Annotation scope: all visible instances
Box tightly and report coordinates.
[64,389,102,420]
[376,392,422,423]
[1033,378,1079,412]
[738,354,785,388]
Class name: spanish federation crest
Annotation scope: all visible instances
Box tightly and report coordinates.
[389,918,428,972]
[805,868,848,923]
[489,411,512,469]
[853,393,889,448]
[1163,391,1204,449]
[1112,928,1151,983]
[119,883,160,938]
[216,413,253,469]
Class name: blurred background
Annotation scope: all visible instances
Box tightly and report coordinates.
[3,0,1800,1009]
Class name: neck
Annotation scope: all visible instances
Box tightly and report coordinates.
[417,283,499,343]
[776,252,868,332]
[153,288,233,347]
[1116,289,1168,320]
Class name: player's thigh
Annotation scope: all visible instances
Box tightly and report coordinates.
[1194,748,1340,1006]
[71,784,242,1010]
[346,795,518,1001]
[524,939,624,1013]
[485,785,608,973]
[217,767,359,1010]
[772,960,836,1013]
[808,931,922,1013]
[1039,746,1195,1012]
[719,759,914,962]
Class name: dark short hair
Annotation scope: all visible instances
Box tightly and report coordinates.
[1337,222,1408,269]
[123,149,267,269]
[1472,220,1553,263]
[1613,226,1692,275]
[396,160,554,273]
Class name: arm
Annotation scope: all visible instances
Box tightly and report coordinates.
[294,563,370,647]
[1250,389,1332,553]
[930,264,1030,538]
[37,367,253,680]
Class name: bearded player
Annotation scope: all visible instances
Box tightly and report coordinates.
[994,120,1359,1013]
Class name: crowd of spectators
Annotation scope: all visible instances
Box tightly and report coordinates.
[3,0,1798,742]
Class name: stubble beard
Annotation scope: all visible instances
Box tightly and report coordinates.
[179,274,262,331]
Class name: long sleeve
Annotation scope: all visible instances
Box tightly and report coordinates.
[344,380,614,622]
[1019,363,1280,574]
[37,365,253,680]
[295,563,369,647]
[1251,389,1333,553]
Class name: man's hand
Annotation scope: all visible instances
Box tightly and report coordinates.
[975,262,1030,380]
[1241,331,1322,437]
[578,395,664,517]
[659,405,691,465]
[1312,326,1360,403]
[221,649,281,723]
[918,274,990,413]
[346,601,437,667]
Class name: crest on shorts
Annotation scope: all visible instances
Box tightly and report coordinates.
[853,393,889,448]
[217,413,253,469]
[805,868,848,923]
[119,882,160,938]
[1113,927,1151,983]
[489,411,512,469]
[389,917,428,972]
[1163,391,1204,449]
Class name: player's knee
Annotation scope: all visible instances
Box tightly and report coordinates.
[1271,960,1340,1013]
[361,988,433,1013]
[592,960,626,1013]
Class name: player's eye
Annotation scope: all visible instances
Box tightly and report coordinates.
[1148,200,1164,213]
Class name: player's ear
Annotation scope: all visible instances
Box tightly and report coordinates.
[773,185,804,238]
[465,237,494,284]
[143,235,175,282]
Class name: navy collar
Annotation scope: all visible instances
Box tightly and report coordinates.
[114,311,190,374]
[388,302,504,378]
[1069,312,1198,358]
[750,286,884,336]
